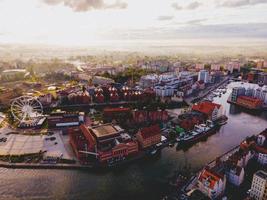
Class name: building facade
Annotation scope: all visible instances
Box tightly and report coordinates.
[197,168,226,199]
[192,101,223,121]
[250,170,267,200]
[198,70,210,84]
[225,165,245,186]
[136,124,161,149]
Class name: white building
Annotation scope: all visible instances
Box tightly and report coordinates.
[245,88,255,97]
[258,152,267,165]
[258,73,267,85]
[256,134,267,165]
[198,70,210,84]
[139,74,159,88]
[197,168,226,199]
[154,85,174,97]
[261,86,267,104]
[225,165,245,186]
[235,150,254,168]
[250,170,267,200]
[254,88,262,99]
[231,86,267,104]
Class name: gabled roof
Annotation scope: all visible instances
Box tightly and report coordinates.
[192,101,221,116]
[198,168,224,190]
[80,124,96,146]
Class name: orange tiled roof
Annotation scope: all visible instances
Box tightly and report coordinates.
[192,101,221,116]
[238,96,263,103]
[198,168,223,190]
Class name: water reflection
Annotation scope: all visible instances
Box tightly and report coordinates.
[0,82,266,200]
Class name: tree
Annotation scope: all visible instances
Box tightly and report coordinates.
[204,64,211,70]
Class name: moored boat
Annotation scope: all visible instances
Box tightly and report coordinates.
[178,121,218,146]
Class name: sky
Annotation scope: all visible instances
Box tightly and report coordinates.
[0,0,267,46]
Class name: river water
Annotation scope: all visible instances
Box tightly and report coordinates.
[0,82,266,200]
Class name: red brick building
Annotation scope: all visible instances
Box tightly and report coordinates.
[68,92,91,104]
[109,87,119,102]
[98,141,138,162]
[103,107,132,122]
[69,126,96,162]
[132,110,169,124]
[136,124,161,149]
[237,96,263,109]
[69,124,139,163]
[177,113,204,131]
[94,88,105,103]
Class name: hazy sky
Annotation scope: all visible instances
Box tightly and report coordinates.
[0,0,267,45]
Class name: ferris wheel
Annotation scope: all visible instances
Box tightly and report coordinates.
[11,96,43,123]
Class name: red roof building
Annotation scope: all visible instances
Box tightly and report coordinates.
[136,124,161,149]
[237,96,263,109]
[132,110,169,124]
[98,141,138,162]
[132,110,148,124]
[68,92,91,104]
[255,129,267,165]
[192,101,223,121]
[103,107,132,122]
[176,112,204,131]
[94,88,105,103]
[69,124,139,164]
[68,127,91,163]
[197,168,226,199]
[109,87,119,102]
[239,129,267,165]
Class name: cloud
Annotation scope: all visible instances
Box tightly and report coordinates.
[172,1,202,10]
[186,1,202,9]
[171,2,183,10]
[42,0,127,12]
[218,0,267,7]
[157,15,174,21]
[177,23,267,38]
[186,18,207,25]
[102,23,267,40]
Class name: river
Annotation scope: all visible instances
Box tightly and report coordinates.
[0,82,266,200]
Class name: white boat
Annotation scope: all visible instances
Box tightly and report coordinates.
[150,149,158,155]
[183,135,194,141]
[191,131,201,136]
